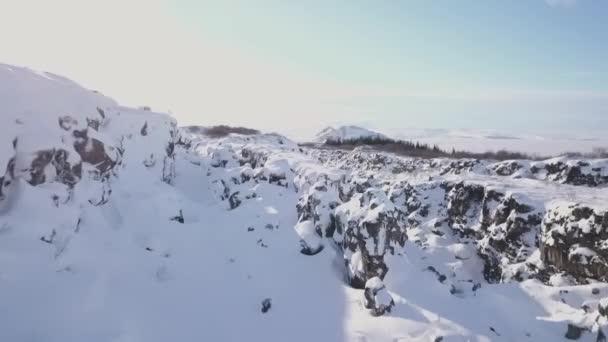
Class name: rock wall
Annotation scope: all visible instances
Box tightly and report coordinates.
[541,204,608,282]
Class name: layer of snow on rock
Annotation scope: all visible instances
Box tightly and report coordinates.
[314,125,388,143]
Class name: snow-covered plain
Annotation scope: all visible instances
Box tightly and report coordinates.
[385,128,608,157]
[304,125,608,157]
[1,63,608,342]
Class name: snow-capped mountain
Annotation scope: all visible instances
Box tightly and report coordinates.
[314,125,388,143]
[2,63,608,341]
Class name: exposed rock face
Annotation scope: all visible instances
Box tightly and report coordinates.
[599,298,608,318]
[1,108,178,209]
[0,66,182,247]
[295,174,408,289]
[2,111,119,194]
[336,188,407,287]
[11,149,82,187]
[535,160,608,187]
[489,158,608,187]
[261,298,272,313]
[175,138,607,294]
[72,129,118,177]
[305,147,608,288]
[541,204,608,283]
[444,182,486,236]
[565,324,586,340]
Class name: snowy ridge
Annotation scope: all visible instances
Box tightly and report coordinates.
[1,64,608,341]
[314,125,388,143]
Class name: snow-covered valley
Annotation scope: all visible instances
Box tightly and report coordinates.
[1,63,608,342]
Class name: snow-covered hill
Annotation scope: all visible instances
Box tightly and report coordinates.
[314,125,388,143]
[2,64,608,341]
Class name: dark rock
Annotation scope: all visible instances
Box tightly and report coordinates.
[143,154,156,168]
[541,204,608,283]
[96,107,106,118]
[536,161,608,187]
[170,210,184,224]
[257,239,268,248]
[599,298,608,317]
[565,324,586,340]
[490,161,523,176]
[86,118,100,131]
[444,181,485,236]
[228,192,241,210]
[73,129,117,175]
[597,328,606,342]
[299,241,324,256]
[261,298,272,313]
[140,121,148,136]
[363,277,395,317]
[40,229,57,244]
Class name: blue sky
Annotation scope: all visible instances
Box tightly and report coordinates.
[168,0,608,133]
[1,0,606,137]
[173,0,608,90]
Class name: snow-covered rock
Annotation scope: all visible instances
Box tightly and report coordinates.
[314,125,388,143]
[363,277,395,316]
[3,63,608,341]
[488,157,608,187]
[541,203,608,282]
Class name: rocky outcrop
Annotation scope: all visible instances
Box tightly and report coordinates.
[541,204,608,283]
[0,114,119,204]
[477,194,542,283]
[304,148,608,288]
[363,277,395,316]
[162,122,178,185]
[489,158,608,187]
[433,181,543,283]
[444,182,486,236]
[294,174,408,289]
[337,188,408,287]
[533,160,608,187]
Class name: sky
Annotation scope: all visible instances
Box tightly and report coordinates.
[0,0,606,139]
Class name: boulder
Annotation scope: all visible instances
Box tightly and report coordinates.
[363,277,395,317]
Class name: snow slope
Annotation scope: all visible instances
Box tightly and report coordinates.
[2,64,608,341]
[315,125,388,143]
